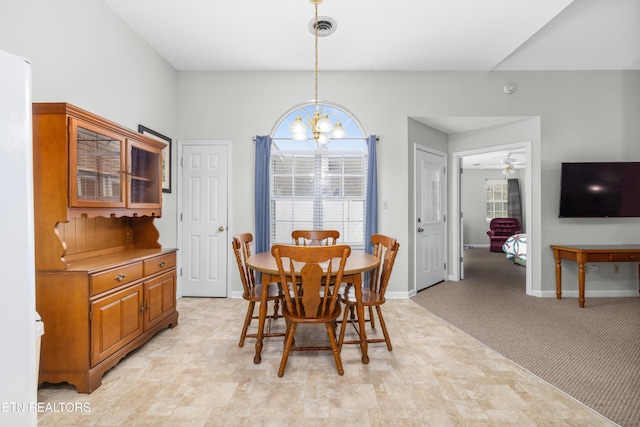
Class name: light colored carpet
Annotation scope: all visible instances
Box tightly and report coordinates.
[412,248,640,427]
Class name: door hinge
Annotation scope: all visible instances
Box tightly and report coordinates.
[180,157,183,167]
[89,310,92,320]
[443,214,446,222]
[460,256,464,263]
[180,268,183,277]
[460,211,464,218]
[180,213,183,221]
[444,262,447,270]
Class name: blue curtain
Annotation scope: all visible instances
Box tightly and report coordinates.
[365,135,378,254]
[255,135,272,255]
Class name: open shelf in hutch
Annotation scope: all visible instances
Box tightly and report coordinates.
[32,103,178,393]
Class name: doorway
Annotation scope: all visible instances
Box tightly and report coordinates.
[452,141,532,296]
[178,141,230,297]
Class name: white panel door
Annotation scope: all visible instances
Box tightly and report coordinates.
[415,148,446,291]
[181,144,228,297]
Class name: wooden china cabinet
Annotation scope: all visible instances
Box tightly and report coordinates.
[32,103,178,393]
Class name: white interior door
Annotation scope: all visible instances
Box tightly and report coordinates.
[415,147,446,291]
[180,143,228,297]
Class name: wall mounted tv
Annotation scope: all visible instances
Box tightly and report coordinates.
[559,162,640,218]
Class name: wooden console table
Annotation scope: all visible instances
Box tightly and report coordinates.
[550,245,640,308]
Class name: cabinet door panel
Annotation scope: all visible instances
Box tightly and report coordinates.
[127,138,162,209]
[69,118,126,208]
[91,283,143,366]
[144,271,176,330]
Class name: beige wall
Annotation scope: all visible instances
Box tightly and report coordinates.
[177,71,640,298]
[0,0,179,248]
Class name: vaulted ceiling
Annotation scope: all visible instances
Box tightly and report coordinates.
[105,0,639,72]
[104,0,638,169]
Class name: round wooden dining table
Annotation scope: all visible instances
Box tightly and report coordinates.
[246,250,379,365]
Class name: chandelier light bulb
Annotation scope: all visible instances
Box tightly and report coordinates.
[317,132,330,144]
[289,115,307,134]
[332,121,346,138]
[315,114,334,133]
[292,131,308,141]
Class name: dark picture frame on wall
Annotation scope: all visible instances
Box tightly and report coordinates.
[138,125,171,193]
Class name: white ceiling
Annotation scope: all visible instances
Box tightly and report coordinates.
[104,0,638,169]
[105,0,640,72]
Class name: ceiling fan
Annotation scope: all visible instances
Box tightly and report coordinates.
[501,154,518,176]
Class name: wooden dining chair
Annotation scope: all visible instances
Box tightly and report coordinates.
[271,244,351,377]
[338,234,399,352]
[291,229,340,246]
[231,233,285,347]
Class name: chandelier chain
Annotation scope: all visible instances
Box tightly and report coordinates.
[314,0,319,109]
[288,0,346,145]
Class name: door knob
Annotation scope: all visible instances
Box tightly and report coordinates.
[218,226,225,232]
[417,227,424,232]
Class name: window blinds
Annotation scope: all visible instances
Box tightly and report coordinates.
[271,151,368,248]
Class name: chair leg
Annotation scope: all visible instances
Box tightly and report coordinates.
[376,306,392,351]
[326,322,344,376]
[239,301,255,347]
[337,303,350,351]
[278,322,297,377]
[368,306,375,328]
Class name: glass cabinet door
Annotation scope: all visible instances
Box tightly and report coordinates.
[69,118,126,208]
[127,138,162,208]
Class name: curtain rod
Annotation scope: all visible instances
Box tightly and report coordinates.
[253,136,379,142]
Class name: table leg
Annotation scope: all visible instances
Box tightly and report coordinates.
[554,254,562,300]
[353,274,369,364]
[578,261,586,308]
[254,273,270,364]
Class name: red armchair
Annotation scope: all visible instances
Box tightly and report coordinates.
[487,218,520,252]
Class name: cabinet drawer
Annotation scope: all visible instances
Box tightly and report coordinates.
[91,262,143,296]
[144,253,176,276]
[610,253,640,262]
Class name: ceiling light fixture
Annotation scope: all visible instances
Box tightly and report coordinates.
[501,154,517,176]
[289,0,345,146]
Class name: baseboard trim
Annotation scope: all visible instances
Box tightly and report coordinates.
[539,290,639,298]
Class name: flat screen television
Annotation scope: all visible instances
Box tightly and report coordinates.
[559,162,640,218]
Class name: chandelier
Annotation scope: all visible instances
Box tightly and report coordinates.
[502,154,517,176]
[289,0,346,145]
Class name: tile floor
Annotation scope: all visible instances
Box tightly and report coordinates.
[37,297,614,426]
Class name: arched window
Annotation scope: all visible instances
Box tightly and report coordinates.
[270,103,368,249]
